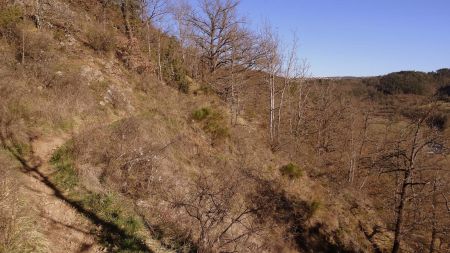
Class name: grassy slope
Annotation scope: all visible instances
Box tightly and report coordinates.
[0,1,419,252]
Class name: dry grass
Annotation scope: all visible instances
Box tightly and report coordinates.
[3,0,447,252]
[86,26,117,53]
[0,159,48,253]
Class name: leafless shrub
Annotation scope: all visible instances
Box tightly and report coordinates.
[21,29,53,61]
[167,169,266,252]
[72,117,165,194]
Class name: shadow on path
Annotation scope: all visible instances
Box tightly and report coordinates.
[3,139,154,253]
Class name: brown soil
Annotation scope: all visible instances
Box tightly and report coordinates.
[18,135,102,253]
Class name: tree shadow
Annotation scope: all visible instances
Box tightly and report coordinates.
[39,214,98,253]
[77,243,95,253]
[40,213,93,236]
[359,222,383,253]
[3,140,154,253]
[251,177,355,253]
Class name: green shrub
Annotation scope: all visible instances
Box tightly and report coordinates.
[0,5,22,45]
[86,27,116,53]
[50,143,78,190]
[177,75,190,93]
[205,117,229,140]
[81,192,146,251]
[197,84,213,95]
[11,142,32,158]
[308,200,321,218]
[192,107,229,141]
[81,193,143,235]
[280,163,303,179]
[0,5,22,31]
[76,192,146,251]
[49,146,147,252]
[192,107,211,121]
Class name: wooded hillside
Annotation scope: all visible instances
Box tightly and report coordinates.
[0,1,449,252]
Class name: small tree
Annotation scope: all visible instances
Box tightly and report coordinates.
[374,105,447,253]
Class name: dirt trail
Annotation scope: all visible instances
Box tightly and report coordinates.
[18,134,173,253]
[19,135,102,253]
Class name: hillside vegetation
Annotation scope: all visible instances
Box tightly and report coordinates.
[0,0,449,253]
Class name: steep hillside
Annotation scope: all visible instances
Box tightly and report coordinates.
[1,1,448,253]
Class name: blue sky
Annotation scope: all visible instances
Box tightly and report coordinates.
[236,0,450,77]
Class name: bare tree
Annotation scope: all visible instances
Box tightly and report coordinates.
[169,171,263,252]
[374,107,445,253]
[347,107,372,184]
[291,59,311,136]
[258,23,281,146]
[256,25,312,147]
[142,0,169,23]
[137,0,169,77]
[186,0,242,74]
[220,26,265,124]
[169,0,192,61]
[426,166,450,253]
[276,33,310,145]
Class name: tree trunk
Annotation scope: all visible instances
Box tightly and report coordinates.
[429,214,437,253]
[277,80,288,143]
[294,82,308,136]
[429,177,438,253]
[392,170,410,253]
[269,74,275,145]
[146,21,152,62]
[157,34,162,81]
[348,113,356,183]
[230,59,236,125]
[121,0,133,41]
